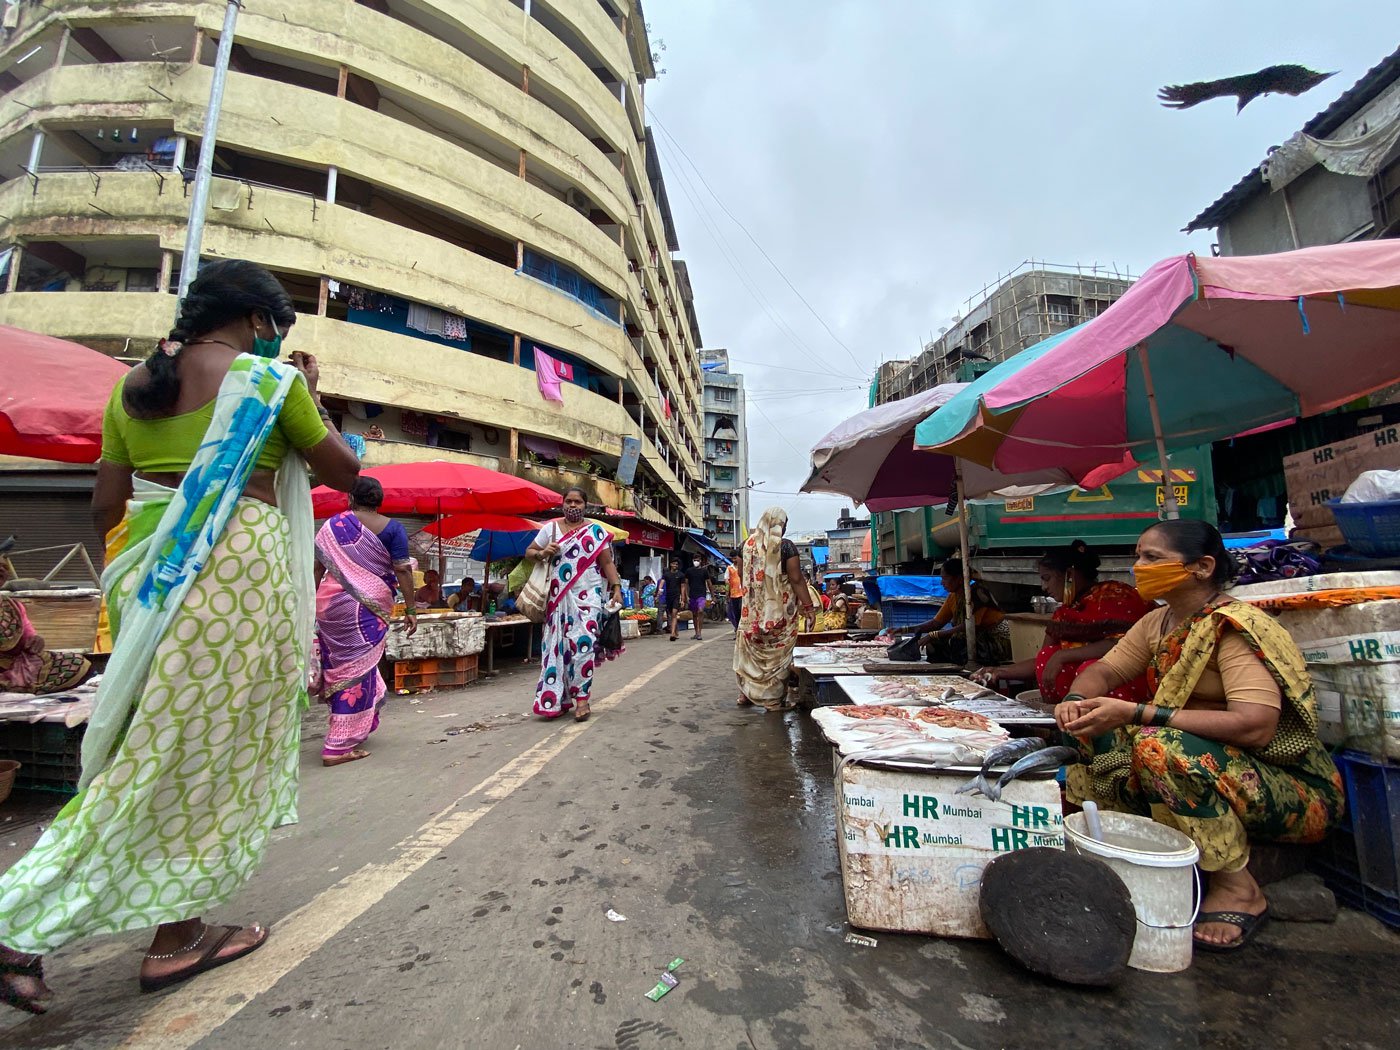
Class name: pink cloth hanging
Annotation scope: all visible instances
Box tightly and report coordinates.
[534,347,565,403]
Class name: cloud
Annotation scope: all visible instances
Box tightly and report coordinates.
[648,1,1390,534]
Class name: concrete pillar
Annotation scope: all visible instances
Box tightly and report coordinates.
[6,246,23,292]
[171,135,188,172]
[326,165,338,204]
[157,250,174,294]
[25,129,44,175]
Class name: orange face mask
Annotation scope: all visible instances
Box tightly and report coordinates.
[1133,560,1193,601]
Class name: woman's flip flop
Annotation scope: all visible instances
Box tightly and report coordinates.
[140,924,269,993]
[1193,908,1269,953]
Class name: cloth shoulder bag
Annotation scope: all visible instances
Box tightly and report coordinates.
[517,523,556,624]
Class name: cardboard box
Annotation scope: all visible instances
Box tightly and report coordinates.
[1284,427,1400,529]
[835,761,1064,939]
[858,609,882,630]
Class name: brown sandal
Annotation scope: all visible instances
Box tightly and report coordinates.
[322,749,370,767]
[0,951,48,1015]
[140,924,269,993]
[574,698,591,722]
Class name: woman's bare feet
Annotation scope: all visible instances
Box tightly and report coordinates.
[140,919,269,992]
[1194,867,1269,949]
[0,945,52,1015]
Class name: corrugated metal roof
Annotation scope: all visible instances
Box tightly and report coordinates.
[1184,46,1400,232]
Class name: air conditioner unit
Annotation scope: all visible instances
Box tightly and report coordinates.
[565,188,590,215]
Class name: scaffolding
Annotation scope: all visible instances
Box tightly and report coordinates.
[877,261,1136,403]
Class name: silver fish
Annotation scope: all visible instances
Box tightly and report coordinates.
[956,738,1045,796]
[987,745,1080,802]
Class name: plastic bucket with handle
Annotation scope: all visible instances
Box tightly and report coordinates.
[1064,810,1200,973]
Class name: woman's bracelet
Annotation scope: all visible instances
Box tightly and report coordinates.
[1132,702,1147,725]
[1151,705,1174,727]
[1063,693,1086,704]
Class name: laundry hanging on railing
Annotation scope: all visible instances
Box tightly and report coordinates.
[534,347,567,403]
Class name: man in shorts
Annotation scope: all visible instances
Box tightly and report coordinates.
[682,555,714,641]
[662,557,686,641]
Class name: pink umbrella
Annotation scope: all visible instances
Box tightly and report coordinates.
[0,325,128,463]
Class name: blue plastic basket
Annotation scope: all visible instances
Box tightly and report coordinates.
[1333,749,1400,895]
[1328,499,1400,557]
[880,599,943,632]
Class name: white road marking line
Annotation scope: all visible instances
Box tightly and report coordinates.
[112,644,703,1050]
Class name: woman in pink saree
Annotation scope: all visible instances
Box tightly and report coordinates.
[313,478,416,766]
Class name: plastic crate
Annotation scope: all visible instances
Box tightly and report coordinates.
[880,599,943,632]
[0,721,83,795]
[393,654,479,693]
[1312,832,1400,929]
[1329,499,1400,558]
[1334,749,1400,894]
[813,676,845,708]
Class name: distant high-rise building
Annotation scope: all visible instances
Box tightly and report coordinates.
[699,348,749,550]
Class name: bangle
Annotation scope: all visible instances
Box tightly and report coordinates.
[1064,693,1086,704]
[1152,705,1173,727]
[1132,702,1147,726]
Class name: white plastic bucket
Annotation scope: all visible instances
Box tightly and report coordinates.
[1064,811,1201,973]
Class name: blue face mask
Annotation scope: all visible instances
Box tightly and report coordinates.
[252,316,283,359]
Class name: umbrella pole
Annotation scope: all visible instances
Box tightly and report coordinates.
[955,461,976,670]
[1138,343,1180,521]
[437,498,446,581]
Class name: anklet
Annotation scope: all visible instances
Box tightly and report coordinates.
[146,927,206,960]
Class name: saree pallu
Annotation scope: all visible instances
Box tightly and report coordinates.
[534,522,609,718]
[0,595,90,694]
[315,513,396,758]
[1066,599,1343,872]
[0,356,312,953]
[1034,580,1154,703]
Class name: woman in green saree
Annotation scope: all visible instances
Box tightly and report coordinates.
[0,260,360,1013]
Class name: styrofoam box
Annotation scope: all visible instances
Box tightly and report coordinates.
[835,761,1064,939]
[1231,571,1400,602]
[620,619,641,640]
[1273,599,1400,759]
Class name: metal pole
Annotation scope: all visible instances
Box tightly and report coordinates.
[955,462,976,669]
[176,0,241,303]
[1137,343,1180,520]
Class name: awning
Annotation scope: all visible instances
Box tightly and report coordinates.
[681,531,731,564]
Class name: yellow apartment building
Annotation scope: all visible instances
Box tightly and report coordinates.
[0,0,705,564]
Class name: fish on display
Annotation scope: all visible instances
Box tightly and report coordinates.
[955,738,1045,798]
[986,745,1080,803]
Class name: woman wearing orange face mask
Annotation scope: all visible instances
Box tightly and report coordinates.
[1054,519,1342,955]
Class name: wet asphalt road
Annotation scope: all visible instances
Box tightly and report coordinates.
[3,632,1400,1049]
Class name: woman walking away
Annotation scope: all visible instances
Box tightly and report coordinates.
[725,554,745,638]
[1057,520,1342,953]
[525,487,624,722]
[0,259,360,1014]
[314,477,418,767]
[734,508,816,711]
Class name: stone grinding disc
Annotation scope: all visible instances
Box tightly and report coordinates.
[979,847,1136,986]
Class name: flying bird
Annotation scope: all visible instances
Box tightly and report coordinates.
[1158,64,1336,113]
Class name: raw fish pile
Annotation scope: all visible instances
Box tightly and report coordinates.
[954,739,1082,801]
[812,704,1008,767]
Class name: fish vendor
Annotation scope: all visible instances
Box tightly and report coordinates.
[1054,520,1342,953]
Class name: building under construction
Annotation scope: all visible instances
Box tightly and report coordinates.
[875,263,1134,403]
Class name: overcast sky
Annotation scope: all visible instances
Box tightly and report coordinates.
[645,1,1396,536]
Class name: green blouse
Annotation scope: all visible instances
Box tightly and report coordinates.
[101,364,328,473]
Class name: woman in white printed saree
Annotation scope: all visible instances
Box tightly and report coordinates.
[0,261,360,1014]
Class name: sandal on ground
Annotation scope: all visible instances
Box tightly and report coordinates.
[140,924,269,993]
[0,952,48,1015]
[322,749,370,767]
[1194,908,1269,953]
[574,699,591,722]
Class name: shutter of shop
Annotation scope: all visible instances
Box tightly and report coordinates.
[0,493,105,585]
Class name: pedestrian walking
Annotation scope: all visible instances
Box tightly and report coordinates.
[733,508,816,711]
[661,556,685,641]
[725,552,745,638]
[312,477,418,767]
[682,555,714,640]
[0,260,360,1013]
[525,487,625,722]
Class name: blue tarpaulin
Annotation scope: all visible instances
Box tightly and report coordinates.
[868,576,949,601]
[682,531,732,565]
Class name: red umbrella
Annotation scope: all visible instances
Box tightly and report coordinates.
[0,325,129,463]
[312,461,563,517]
[421,512,542,539]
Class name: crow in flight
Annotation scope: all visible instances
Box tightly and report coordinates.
[1158,64,1336,112]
